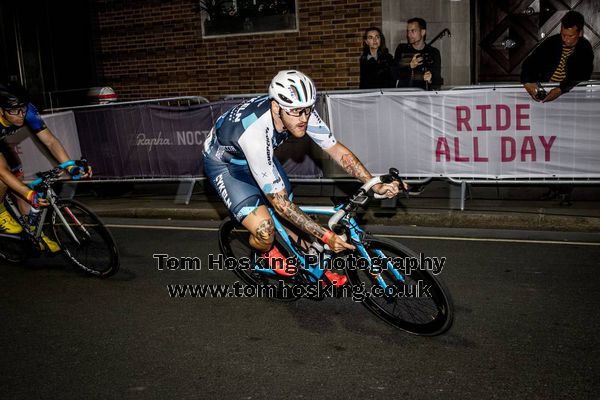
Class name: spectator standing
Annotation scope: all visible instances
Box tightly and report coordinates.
[520,10,594,205]
[520,10,593,103]
[359,27,395,89]
[393,17,443,90]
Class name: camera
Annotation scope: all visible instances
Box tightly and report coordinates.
[535,87,547,101]
[421,52,433,66]
[418,52,434,72]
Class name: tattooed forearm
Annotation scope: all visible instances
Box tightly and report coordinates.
[339,152,371,183]
[268,192,326,238]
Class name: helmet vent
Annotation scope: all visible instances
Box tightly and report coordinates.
[299,80,308,101]
[277,94,293,104]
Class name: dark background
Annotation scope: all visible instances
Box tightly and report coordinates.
[1,0,599,109]
[0,0,98,108]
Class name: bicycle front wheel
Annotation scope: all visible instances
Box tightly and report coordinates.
[345,237,454,335]
[51,200,119,277]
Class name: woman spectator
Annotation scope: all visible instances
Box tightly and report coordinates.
[359,27,394,89]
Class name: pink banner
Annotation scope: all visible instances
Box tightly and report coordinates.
[327,86,600,179]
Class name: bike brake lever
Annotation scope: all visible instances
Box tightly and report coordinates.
[399,178,410,199]
[389,168,410,199]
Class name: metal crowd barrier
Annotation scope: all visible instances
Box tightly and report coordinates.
[41,96,212,204]
[38,84,600,208]
[321,82,600,209]
[44,95,210,114]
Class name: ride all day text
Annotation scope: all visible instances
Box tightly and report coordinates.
[435,104,555,162]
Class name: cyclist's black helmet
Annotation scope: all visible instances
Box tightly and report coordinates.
[0,82,29,109]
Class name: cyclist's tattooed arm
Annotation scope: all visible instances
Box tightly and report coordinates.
[266,190,327,238]
[324,142,402,197]
[325,142,372,183]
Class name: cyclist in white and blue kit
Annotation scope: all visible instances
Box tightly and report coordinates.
[203,70,400,285]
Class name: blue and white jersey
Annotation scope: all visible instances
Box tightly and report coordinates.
[203,95,336,194]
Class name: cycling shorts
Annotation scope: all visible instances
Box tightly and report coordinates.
[204,154,292,223]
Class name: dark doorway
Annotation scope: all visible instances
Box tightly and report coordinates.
[0,0,99,109]
[476,0,600,83]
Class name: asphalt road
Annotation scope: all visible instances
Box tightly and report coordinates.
[1,218,599,400]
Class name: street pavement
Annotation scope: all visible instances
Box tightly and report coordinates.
[2,219,599,399]
[73,180,600,233]
[2,180,599,399]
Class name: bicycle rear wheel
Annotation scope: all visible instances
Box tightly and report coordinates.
[51,200,119,277]
[345,237,453,335]
[219,217,307,301]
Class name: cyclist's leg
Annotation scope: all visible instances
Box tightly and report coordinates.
[205,156,302,276]
[0,145,58,250]
[240,205,273,252]
[238,158,298,252]
[0,142,28,213]
[13,164,59,251]
[205,156,276,252]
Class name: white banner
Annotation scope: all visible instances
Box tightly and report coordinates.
[327,86,600,178]
[5,111,82,180]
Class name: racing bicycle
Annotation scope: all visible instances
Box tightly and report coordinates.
[0,160,119,277]
[219,168,453,335]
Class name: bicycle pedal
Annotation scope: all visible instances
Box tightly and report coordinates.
[321,271,348,287]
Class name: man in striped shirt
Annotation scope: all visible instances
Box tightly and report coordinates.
[520,10,594,103]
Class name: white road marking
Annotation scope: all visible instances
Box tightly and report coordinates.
[106,224,218,232]
[376,234,600,246]
[106,223,600,246]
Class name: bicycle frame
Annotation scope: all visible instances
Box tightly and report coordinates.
[252,205,404,291]
[220,168,453,334]
[2,192,49,243]
[246,167,414,289]
[1,160,86,248]
[252,206,343,279]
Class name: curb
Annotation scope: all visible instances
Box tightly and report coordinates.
[95,207,225,220]
[94,207,600,232]
[363,210,600,232]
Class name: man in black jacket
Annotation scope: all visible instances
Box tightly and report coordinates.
[393,17,443,90]
[520,10,594,103]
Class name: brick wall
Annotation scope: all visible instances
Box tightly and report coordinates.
[94,0,382,100]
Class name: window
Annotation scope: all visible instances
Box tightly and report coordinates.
[200,0,298,37]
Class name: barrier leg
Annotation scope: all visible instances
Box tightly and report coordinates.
[460,181,466,211]
[59,182,77,200]
[449,181,461,210]
[175,180,196,205]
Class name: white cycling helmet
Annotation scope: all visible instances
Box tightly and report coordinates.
[268,70,316,110]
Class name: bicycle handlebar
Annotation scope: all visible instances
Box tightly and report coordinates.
[28,159,89,189]
[372,167,408,199]
[327,168,407,230]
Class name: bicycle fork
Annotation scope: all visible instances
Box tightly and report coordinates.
[49,197,88,246]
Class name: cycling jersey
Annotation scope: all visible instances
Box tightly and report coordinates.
[0,103,47,176]
[0,103,47,141]
[203,95,336,222]
[203,95,335,194]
